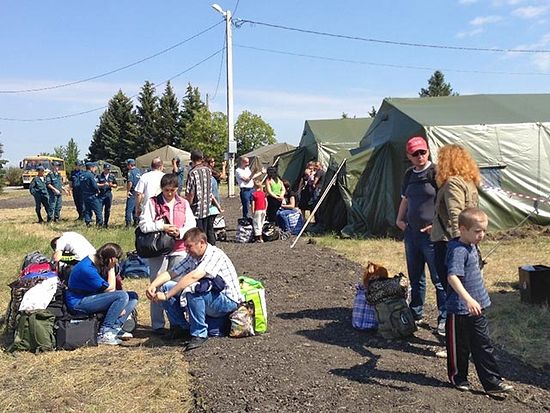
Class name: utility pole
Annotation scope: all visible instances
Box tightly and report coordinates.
[212,4,236,197]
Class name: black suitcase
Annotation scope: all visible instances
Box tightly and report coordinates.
[55,315,99,350]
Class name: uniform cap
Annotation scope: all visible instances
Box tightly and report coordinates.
[103,163,111,170]
[406,136,428,154]
[127,158,136,165]
[75,160,84,166]
[52,161,61,167]
[36,165,45,171]
[85,161,97,168]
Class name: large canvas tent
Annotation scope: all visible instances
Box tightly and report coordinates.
[242,142,295,174]
[135,145,191,171]
[277,118,373,188]
[338,94,550,237]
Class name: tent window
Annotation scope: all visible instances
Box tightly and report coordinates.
[480,165,505,189]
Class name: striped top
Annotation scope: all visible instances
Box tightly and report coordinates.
[185,164,212,219]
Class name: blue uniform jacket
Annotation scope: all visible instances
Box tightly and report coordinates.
[80,170,99,197]
[29,176,49,196]
[97,173,117,196]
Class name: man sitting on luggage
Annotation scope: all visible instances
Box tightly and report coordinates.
[146,227,243,351]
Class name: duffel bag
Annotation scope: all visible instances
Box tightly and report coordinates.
[262,222,280,242]
[236,222,254,243]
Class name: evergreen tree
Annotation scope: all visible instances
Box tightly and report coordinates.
[53,138,80,173]
[88,90,138,166]
[156,81,180,148]
[184,108,227,160]
[179,83,207,150]
[234,111,276,156]
[419,70,457,97]
[135,81,159,156]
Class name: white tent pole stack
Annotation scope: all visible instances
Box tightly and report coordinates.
[290,159,346,249]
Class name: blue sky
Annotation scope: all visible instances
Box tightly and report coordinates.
[1,0,550,165]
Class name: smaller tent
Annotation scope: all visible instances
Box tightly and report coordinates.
[135,145,191,171]
[278,118,373,189]
[242,142,296,173]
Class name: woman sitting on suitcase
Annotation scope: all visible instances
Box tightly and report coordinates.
[65,243,138,345]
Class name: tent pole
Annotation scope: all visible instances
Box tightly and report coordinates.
[290,159,347,249]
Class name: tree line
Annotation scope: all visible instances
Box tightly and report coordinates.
[87,81,276,167]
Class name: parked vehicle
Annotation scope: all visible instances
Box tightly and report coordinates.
[20,156,66,189]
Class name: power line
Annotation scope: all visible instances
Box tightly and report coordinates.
[0,49,223,122]
[236,18,550,54]
[0,21,223,94]
[236,44,550,76]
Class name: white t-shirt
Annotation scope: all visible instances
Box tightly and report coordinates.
[135,170,165,207]
[55,232,96,260]
[236,166,254,189]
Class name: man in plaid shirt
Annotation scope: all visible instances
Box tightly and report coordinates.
[185,150,213,241]
[147,228,243,351]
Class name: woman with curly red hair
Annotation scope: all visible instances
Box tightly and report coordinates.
[431,144,481,336]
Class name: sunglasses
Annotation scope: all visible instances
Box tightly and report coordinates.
[411,150,428,157]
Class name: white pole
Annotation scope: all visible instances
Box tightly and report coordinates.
[290,159,347,249]
[226,9,236,198]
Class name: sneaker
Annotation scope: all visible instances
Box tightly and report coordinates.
[437,320,446,337]
[98,331,122,345]
[184,336,208,351]
[486,381,514,395]
[455,381,470,392]
[116,330,133,340]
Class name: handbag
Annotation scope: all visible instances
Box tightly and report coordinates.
[134,224,176,258]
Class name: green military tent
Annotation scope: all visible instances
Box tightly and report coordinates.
[337,94,550,237]
[242,142,296,174]
[277,117,373,189]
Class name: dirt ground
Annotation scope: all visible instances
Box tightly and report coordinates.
[2,191,549,412]
[181,197,549,413]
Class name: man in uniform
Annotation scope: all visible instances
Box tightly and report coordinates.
[125,158,141,227]
[97,163,118,228]
[70,160,85,220]
[80,162,103,227]
[45,161,67,222]
[29,165,50,223]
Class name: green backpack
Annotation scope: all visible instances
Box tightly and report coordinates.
[8,310,56,353]
[239,276,268,334]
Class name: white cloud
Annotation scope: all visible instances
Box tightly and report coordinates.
[470,15,503,26]
[456,28,484,38]
[512,6,548,19]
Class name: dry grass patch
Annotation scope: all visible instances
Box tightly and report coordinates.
[0,346,191,413]
[317,233,550,369]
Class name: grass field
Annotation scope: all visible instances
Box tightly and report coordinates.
[0,191,193,413]
[317,232,550,369]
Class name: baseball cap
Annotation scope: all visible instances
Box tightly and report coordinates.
[127,158,136,165]
[406,137,428,154]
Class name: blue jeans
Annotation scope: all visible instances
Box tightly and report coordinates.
[186,291,238,338]
[159,281,189,329]
[240,188,253,218]
[73,291,138,334]
[149,255,186,330]
[404,226,446,323]
[83,195,103,226]
[125,192,138,225]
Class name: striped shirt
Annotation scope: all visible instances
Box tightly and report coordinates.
[186,164,212,219]
[171,244,243,303]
